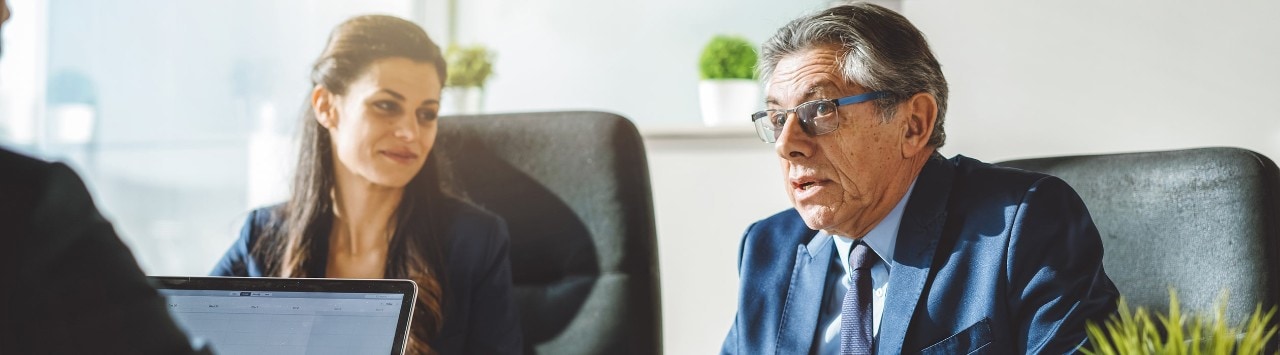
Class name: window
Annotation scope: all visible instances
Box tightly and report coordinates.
[0,0,432,275]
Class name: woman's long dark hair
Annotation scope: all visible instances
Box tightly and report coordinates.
[253,15,450,355]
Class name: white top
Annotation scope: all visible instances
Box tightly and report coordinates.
[813,180,916,354]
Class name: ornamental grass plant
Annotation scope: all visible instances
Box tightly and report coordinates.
[1083,290,1278,355]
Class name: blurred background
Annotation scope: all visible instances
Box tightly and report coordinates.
[1,0,1277,353]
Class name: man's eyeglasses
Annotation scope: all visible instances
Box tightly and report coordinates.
[750,91,889,143]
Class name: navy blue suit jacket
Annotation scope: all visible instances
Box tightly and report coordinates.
[212,197,522,355]
[722,154,1120,354]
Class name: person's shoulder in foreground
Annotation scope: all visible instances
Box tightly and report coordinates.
[727,153,1119,354]
[0,147,207,354]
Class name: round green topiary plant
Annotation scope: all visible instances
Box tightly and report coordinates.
[699,35,757,80]
[445,44,494,88]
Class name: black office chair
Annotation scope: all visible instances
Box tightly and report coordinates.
[998,147,1280,326]
[435,111,662,354]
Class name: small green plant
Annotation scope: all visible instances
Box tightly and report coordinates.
[699,35,757,80]
[1083,290,1278,355]
[445,44,494,88]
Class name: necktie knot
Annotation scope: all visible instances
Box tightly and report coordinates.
[850,241,879,272]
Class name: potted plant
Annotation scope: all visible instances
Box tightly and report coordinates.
[698,35,759,127]
[443,44,495,115]
[1083,290,1278,355]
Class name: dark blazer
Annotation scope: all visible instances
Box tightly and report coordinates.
[722,154,1120,354]
[0,148,206,354]
[211,197,523,355]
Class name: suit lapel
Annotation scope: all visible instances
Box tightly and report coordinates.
[876,155,954,354]
[775,230,832,355]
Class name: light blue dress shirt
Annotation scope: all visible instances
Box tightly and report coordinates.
[812,180,916,354]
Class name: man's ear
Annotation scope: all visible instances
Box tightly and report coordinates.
[311,85,338,129]
[900,92,938,159]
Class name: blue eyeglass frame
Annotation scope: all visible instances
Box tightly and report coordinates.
[750,91,889,143]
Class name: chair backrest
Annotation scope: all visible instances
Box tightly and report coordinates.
[998,147,1280,325]
[435,111,662,354]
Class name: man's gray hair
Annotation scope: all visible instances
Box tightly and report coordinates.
[759,2,949,148]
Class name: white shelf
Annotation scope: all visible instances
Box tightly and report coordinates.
[638,123,759,140]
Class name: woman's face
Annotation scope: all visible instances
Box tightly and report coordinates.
[315,57,442,189]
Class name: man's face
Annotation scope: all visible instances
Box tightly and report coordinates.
[766,45,916,238]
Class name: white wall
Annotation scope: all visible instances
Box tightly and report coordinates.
[906,0,1280,162]
[644,133,790,354]
[450,0,827,125]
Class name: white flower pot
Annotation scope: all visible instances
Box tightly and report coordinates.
[441,86,484,115]
[698,79,760,127]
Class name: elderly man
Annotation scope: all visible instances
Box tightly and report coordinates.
[722,3,1119,354]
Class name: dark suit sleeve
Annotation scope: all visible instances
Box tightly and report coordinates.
[14,163,207,354]
[720,222,758,355]
[1006,176,1120,354]
[211,209,259,276]
[464,218,524,354]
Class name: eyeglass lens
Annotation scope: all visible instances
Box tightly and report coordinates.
[757,100,839,143]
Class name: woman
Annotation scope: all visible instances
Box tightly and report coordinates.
[212,15,521,354]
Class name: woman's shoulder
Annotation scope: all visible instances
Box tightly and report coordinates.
[214,204,286,277]
[244,202,285,230]
[238,204,288,245]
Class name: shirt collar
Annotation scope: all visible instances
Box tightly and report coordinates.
[827,178,918,268]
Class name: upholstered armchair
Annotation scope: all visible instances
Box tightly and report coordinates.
[436,111,662,354]
[998,147,1280,327]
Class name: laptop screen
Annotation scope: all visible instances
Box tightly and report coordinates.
[150,277,417,355]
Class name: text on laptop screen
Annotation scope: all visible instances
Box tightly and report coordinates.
[159,289,404,355]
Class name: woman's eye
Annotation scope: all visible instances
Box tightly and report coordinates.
[373,101,401,114]
[815,104,833,115]
[416,109,438,123]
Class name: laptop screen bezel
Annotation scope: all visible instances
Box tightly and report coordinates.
[149,276,417,355]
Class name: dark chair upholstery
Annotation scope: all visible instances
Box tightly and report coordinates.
[997,147,1280,325]
[435,111,662,354]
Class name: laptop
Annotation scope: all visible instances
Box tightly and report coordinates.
[149,276,417,355]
